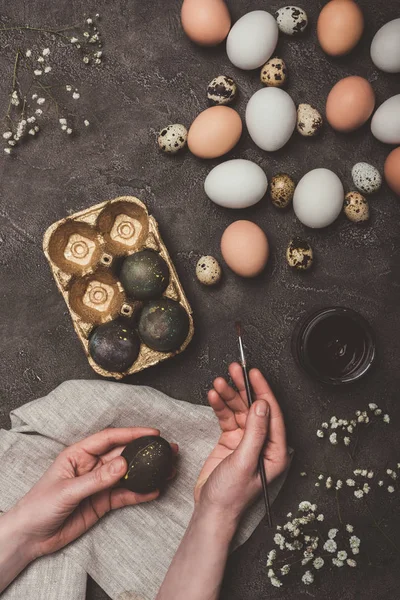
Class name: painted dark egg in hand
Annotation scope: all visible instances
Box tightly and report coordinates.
[88,319,141,373]
[119,435,174,493]
[120,249,170,300]
[138,298,190,353]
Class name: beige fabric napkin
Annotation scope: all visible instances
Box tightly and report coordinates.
[0,381,291,600]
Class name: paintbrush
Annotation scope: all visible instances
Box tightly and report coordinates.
[235,321,273,528]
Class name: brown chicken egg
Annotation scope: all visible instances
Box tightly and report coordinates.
[326,76,375,133]
[188,106,242,159]
[181,0,231,46]
[317,0,364,56]
[384,147,400,196]
[221,220,269,278]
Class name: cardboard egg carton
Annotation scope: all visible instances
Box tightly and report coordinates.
[43,196,194,379]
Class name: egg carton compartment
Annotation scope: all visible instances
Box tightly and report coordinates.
[43,196,194,379]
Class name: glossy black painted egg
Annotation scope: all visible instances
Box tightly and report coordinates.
[89,319,141,373]
[138,298,190,353]
[119,435,174,493]
[120,249,170,300]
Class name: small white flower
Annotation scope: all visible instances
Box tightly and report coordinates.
[316,514,324,522]
[374,408,382,416]
[32,93,38,100]
[330,416,337,423]
[355,410,361,417]
[313,557,324,569]
[59,118,67,125]
[354,469,362,476]
[323,539,337,553]
[86,17,93,24]
[383,414,390,424]
[328,529,338,540]
[267,568,274,578]
[66,85,72,92]
[8,140,16,146]
[361,470,367,477]
[388,486,395,493]
[3,131,12,139]
[363,483,370,494]
[344,437,351,446]
[44,66,52,73]
[28,128,36,135]
[37,97,45,105]
[61,125,67,131]
[35,109,43,115]
[346,479,356,487]
[273,533,285,549]
[302,570,314,585]
[72,91,80,100]
[322,422,328,429]
[70,37,79,43]
[347,559,357,567]
[329,433,338,445]
[332,558,344,567]
[336,480,343,490]
[398,463,400,469]
[300,472,307,477]
[368,403,378,410]
[347,425,354,433]
[318,474,324,480]
[66,128,73,134]
[346,524,354,533]
[337,550,347,560]
[378,480,384,487]
[349,535,360,548]
[271,577,282,588]
[317,430,324,438]
[37,56,44,63]
[299,501,312,512]
[34,69,43,76]
[326,476,333,489]
[25,49,32,57]
[358,415,365,423]
[266,549,276,566]
[286,512,292,518]
[4,147,11,154]
[367,471,374,479]
[315,482,320,487]
[352,547,360,555]
[354,490,364,499]
[42,48,50,56]
[83,56,90,64]
[330,421,339,430]
[94,50,102,58]
[281,564,290,576]
[83,31,90,38]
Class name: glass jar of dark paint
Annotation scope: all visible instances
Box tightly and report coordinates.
[292,307,376,385]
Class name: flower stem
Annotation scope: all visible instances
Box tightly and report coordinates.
[365,501,400,554]
[335,490,343,524]
[0,23,81,42]
[6,49,21,119]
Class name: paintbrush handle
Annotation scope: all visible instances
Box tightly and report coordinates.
[242,366,273,528]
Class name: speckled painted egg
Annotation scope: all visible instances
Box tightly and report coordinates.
[207,75,237,105]
[344,192,369,223]
[297,104,323,137]
[138,298,190,353]
[286,238,313,270]
[270,173,296,208]
[119,435,174,493]
[89,319,141,373]
[276,6,308,35]
[196,256,222,286]
[158,124,188,154]
[351,162,382,195]
[260,57,287,87]
[120,249,170,300]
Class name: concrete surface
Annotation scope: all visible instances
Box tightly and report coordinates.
[0,0,399,598]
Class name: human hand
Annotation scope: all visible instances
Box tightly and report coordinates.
[195,363,289,521]
[7,427,178,560]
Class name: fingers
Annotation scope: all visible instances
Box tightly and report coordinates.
[110,488,160,510]
[236,400,270,469]
[72,427,160,457]
[64,455,129,504]
[208,388,237,432]
[215,369,248,415]
[101,441,179,464]
[249,369,287,453]
[228,362,251,407]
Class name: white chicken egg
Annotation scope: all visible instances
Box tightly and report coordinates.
[371,19,400,74]
[293,168,344,228]
[371,94,400,144]
[226,11,279,70]
[204,159,268,209]
[245,87,297,151]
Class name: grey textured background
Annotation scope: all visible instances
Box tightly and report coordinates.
[0,1,399,599]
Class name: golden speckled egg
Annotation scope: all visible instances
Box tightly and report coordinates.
[344,192,369,223]
[297,104,323,137]
[286,238,313,270]
[270,173,296,208]
[196,255,222,285]
[260,57,287,87]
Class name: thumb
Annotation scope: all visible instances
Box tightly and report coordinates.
[236,400,269,469]
[66,456,127,503]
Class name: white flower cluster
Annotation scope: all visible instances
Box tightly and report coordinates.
[316,403,390,447]
[266,503,359,588]
[3,115,39,153]
[69,14,103,65]
[315,463,399,499]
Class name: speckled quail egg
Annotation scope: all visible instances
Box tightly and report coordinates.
[270,173,296,208]
[260,57,287,87]
[286,238,313,270]
[196,256,222,286]
[158,124,188,154]
[207,75,237,106]
[351,162,382,195]
[297,104,323,137]
[276,6,308,36]
[344,191,369,223]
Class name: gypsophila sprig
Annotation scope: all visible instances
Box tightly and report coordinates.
[1,14,103,155]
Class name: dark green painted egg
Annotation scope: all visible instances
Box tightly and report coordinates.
[120,249,170,300]
[89,319,140,373]
[119,435,174,493]
[138,298,190,353]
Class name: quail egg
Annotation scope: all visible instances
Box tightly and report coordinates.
[297,103,323,136]
[270,173,296,208]
[207,75,237,106]
[260,57,287,87]
[286,238,313,270]
[158,124,188,154]
[352,162,382,195]
[196,255,222,286]
[344,191,369,223]
[276,6,308,36]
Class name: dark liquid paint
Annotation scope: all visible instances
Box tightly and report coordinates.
[306,315,367,378]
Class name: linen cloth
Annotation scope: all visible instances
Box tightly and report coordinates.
[0,380,291,600]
